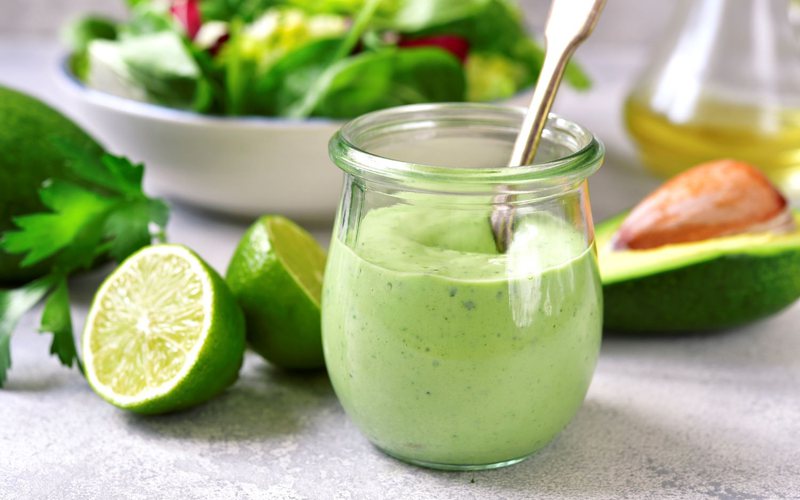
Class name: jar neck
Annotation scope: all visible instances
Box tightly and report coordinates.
[330,104,604,197]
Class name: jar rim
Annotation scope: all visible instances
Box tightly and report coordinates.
[329,103,604,186]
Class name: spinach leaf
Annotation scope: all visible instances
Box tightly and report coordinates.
[375,0,491,32]
[390,47,466,103]
[255,37,465,119]
[200,0,281,22]
[254,37,342,115]
[286,0,491,32]
[215,4,356,115]
[307,47,465,119]
[282,0,384,117]
[284,0,395,17]
[412,0,526,55]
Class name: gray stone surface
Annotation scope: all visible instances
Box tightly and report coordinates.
[2,35,800,500]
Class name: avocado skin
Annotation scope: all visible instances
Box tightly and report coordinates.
[604,249,800,332]
[0,85,105,285]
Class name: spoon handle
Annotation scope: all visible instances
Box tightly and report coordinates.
[510,0,605,166]
[493,0,606,252]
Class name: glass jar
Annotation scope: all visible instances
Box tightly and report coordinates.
[323,103,604,471]
[625,0,800,197]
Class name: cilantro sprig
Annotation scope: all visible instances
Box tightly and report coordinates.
[0,143,168,387]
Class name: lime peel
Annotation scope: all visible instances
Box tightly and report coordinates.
[226,215,326,370]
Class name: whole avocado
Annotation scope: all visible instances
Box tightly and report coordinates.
[0,85,105,285]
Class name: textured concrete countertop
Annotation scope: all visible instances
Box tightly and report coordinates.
[1,40,799,500]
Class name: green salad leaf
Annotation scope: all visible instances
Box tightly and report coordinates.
[121,31,212,109]
[253,37,341,115]
[306,47,465,119]
[216,7,349,114]
[375,0,491,32]
[64,16,118,56]
[201,0,285,22]
[258,41,464,120]
[71,0,592,118]
[123,1,176,36]
[64,16,119,81]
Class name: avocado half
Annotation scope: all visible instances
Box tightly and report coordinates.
[597,212,800,332]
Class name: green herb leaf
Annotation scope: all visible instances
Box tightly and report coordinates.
[55,139,144,197]
[104,198,169,262]
[0,276,56,386]
[1,181,116,268]
[40,277,82,371]
[100,155,144,196]
[0,143,169,387]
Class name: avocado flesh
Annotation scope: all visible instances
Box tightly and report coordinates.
[0,85,105,285]
[597,212,800,332]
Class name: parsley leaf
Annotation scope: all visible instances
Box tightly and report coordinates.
[56,138,146,199]
[40,277,82,371]
[104,198,168,261]
[0,146,169,387]
[2,181,116,267]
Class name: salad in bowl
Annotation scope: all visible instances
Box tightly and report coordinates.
[62,0,589,218]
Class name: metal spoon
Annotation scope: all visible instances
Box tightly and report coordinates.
[491,0,607,252]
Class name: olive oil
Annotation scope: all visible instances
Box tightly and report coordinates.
[625,97,800,197]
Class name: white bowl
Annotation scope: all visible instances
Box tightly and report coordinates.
[58,63,344,221]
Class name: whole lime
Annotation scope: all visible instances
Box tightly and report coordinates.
[0,85,105,285]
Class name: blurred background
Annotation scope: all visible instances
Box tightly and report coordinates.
[3,0,674,47]
[2,0,798,220]
[2,0,678,223]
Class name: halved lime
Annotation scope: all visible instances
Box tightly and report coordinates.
[226,215,326,370]
[83,244,245,414]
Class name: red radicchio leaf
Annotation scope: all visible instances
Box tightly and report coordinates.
[398,35,470,63]
[171,0,202,40]
[209,33,230,56]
